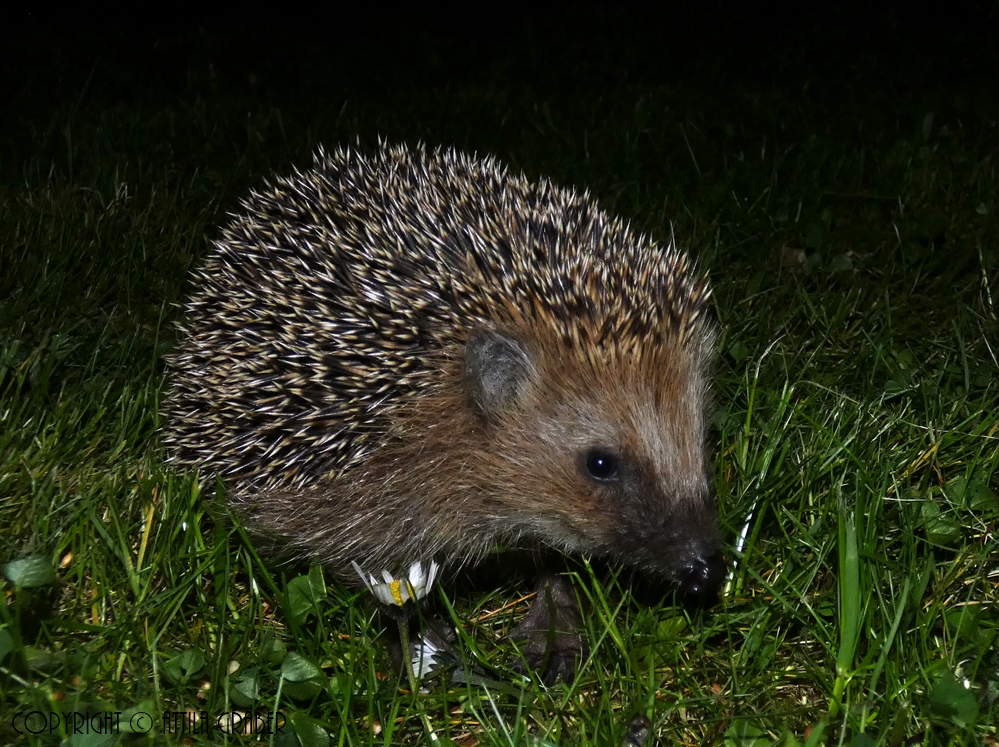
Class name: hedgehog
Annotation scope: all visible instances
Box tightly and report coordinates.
[161,142,724,681]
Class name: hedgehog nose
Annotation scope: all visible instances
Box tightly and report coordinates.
[679,548,726,600]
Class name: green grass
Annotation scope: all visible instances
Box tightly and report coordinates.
[2,19,998,747]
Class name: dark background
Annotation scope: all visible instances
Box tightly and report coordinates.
[1,6,997,338]
[5,7,997,87]
[4,7,997,163]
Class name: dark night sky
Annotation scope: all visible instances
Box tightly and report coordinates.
[3,7,997,107]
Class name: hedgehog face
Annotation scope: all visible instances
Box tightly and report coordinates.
[464,326,724,599]
[541,384,723,599]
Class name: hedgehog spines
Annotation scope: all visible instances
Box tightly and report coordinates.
[162,142,712,493]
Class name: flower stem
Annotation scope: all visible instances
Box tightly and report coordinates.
[397,616,440,743]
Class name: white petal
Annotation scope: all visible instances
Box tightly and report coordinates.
[351,561,373,590]
[371,585,396,606]
[411,635,440,679]
[408,561,426,589]
[425,561,439,592]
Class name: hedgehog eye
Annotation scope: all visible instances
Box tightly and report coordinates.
[584,449,619,481]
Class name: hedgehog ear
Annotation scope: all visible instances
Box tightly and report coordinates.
[465,328,536,417]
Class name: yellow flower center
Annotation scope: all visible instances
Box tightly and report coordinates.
[389,579,416,606]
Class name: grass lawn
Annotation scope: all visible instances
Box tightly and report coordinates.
[1,12,997,746]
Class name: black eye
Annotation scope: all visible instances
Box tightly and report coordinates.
[584,450,619,480]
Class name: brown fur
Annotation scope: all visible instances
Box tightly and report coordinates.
[233,321,717,588]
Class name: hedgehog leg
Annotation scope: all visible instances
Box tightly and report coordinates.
[508,571,587,685]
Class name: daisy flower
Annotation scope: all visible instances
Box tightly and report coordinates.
[351,560,439,608]
[410,633,443,680]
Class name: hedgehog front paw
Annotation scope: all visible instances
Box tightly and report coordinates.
[508,625,587,685]
[506,571,587,685]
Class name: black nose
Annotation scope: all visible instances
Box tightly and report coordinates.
[678,550,726,599]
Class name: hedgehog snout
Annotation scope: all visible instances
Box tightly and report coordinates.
[676,539,725,600]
